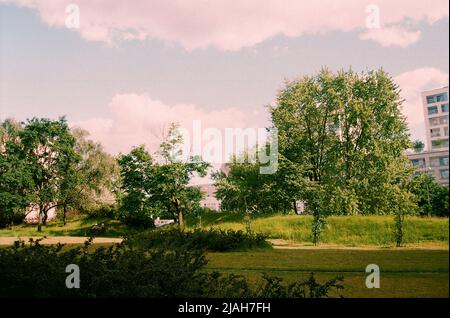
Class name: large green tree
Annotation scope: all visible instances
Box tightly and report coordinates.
[269,68,416,244]
[271,68,415,215]
[58,128,119,224]
[0,119,33,227]
[18,117,80,231]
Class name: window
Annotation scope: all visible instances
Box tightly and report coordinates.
[427,95,435,104]
[430,157,440,167]
[430,128,441,137]
[445,126,449,137]
[440,169,449,179]
[432,139,449,149]
[428,106,438,115]
[442,103,449,113]
[436,93,448,102]
[411,158,425,168]
[429,117,439,126]
[431,156,449,167]
[440,115,449,125]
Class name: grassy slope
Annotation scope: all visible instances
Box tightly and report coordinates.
[186,213,449,246]
[206,249,449,297]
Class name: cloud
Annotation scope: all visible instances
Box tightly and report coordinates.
[359,26,421,47]
[394,68,449,147]
[72,94,268,156]
[2,0,448,50]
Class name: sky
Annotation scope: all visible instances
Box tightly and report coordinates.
[0,0,449,157]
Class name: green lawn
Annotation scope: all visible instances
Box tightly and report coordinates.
[0,217,130,238]
[1,213,448,248]
[187,213,449,247]
[205,249,449,298]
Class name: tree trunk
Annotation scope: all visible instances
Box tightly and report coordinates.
[293,200,298,214]
[42,210,48,225]
[37,205,43,232]
[178,208,183,228]
[63,205,67,226]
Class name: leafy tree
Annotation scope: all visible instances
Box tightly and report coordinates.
[213,150,305,214]
[408,173,449,217]
[152,123,209,227]
[0,119,33,227]
[118,145,156,228]
[58,128,119,224]
[18,117,79,232]
[270,68,416,243]
[118,123,209,228]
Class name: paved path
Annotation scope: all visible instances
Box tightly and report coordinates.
[0,236,123,245]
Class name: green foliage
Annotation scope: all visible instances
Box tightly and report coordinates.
[58,128,119,224]
[127,227,271,252]
[0,239,343,298]
[118,146,156,228]
[408,173,449,217]
[0,120,33,227]
[270,68,415,216]
[118,123,209,228]
[412,140,425,153]
[257,272,344,298]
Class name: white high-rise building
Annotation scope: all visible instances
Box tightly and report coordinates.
[422,87,449,151]
[408,86,449,185]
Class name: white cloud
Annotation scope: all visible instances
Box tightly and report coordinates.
[2,0,448,50]
[394,68,449,147]
[359,26,421,47]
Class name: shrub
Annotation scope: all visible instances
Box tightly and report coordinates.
[0,238,344,298]
[127,227,271,252]
[84,203,117,219]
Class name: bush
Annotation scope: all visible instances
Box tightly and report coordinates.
[0,239,344,298]
[127,227,271,252]
[84,204,117,219]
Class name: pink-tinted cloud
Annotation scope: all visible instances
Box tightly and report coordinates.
[2,0,448,50]
[359,26,421,47]
[72,93,268,155]
[394,68,449,147]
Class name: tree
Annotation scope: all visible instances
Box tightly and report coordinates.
[412,140,425,153]
[118,123,209,228]
[213,150,304,214]
[18,117,79,232]
[270,68,416,244]
[0,119,33,227]
[408,173,449,217]
[152,123,209,227]
[118,145,156,228]
[58,128,119,224]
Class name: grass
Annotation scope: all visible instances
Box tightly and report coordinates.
[1,212,448,248]
[205,249,449,298]
[187,212,449,247]
[0,216,131,238]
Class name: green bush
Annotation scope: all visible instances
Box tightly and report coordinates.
[0,238,343,298]
[127,227,271,252]
[84,204,117,219]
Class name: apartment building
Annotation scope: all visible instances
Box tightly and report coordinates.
[407,86,449,185]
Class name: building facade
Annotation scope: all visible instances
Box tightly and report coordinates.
[407,86,449,185]
[422,87,449,151]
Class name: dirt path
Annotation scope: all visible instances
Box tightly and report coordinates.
[268,239,449,250]
[0,236,123,245]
